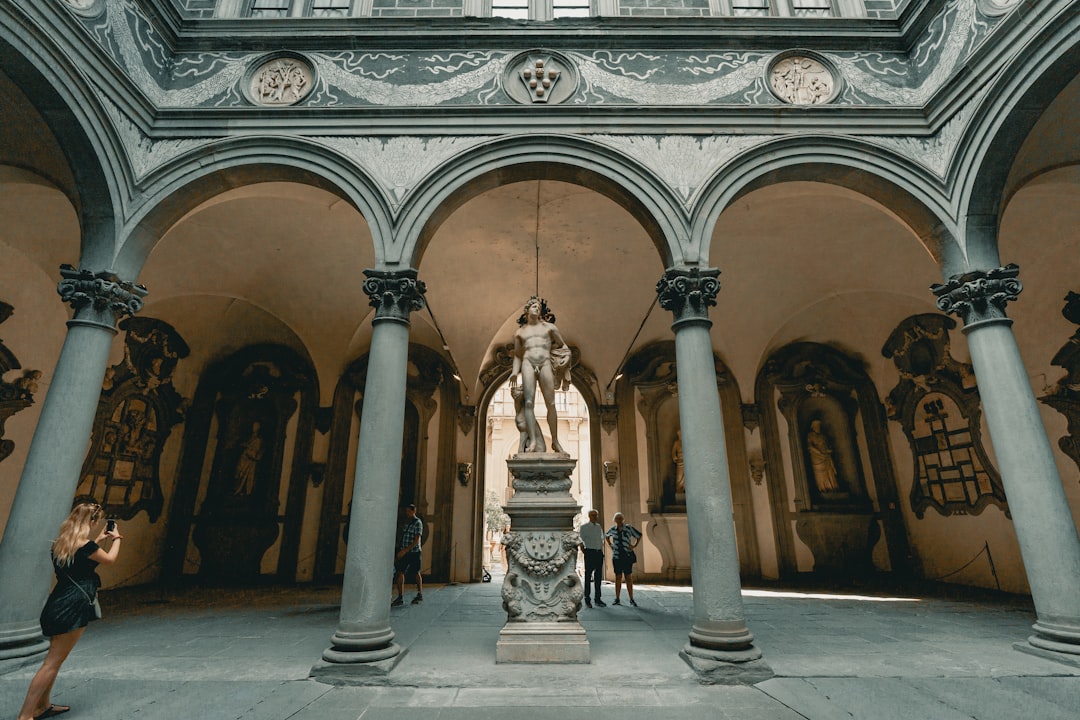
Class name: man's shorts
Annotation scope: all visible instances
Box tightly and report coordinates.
[394,552,422,576]
[612,557,635,576]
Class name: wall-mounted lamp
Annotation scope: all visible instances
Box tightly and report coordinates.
[457,461,473,487]
[603,461,619,487]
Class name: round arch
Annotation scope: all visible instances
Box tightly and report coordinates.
[113,138,395,279]
[953,7,1080,267]
[692,137,959,271]
[0,28,124,271]
[393,135,689,269]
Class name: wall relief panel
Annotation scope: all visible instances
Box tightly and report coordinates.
[0,300,39,466]
[882,314,1006,518]
[1040,292,1080,477]
[77,317,188,521]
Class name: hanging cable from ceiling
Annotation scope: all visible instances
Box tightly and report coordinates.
[534,180,542,298]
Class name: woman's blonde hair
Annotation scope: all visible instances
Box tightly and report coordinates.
[52,503,102,566]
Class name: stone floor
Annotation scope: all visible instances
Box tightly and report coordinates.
[2,579,1079,719]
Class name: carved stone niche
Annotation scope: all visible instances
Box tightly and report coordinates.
[624,342,683,514]
[882,314,1006,518]
[1040,292,1080,477]
[0,300,38,465]
[77,317,189,522]
[191,352,308,581]
[761,343,884,577]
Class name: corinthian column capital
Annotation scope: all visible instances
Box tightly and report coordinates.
[931,263,1022,330]
[57,264,146,330]
[656,267,721,328]
[362,269,426,324]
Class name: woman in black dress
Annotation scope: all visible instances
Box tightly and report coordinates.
[17,502,123,720]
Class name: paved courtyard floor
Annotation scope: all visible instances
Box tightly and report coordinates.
[2,579,1079,719]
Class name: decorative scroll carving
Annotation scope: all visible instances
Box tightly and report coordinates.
[479,343,515,389]
[0,301,38,465]
[882,314,1006,518]
[57,264,146,323]
[932,264,1022,327]
[656,267,721,325]
[511,473,574,494]
[768,53,837,105]
[77,318,189,521]
[1040,291,1080,476]
[248,55,314,106]
[362,269,426,322]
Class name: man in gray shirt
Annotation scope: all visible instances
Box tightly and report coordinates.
[578,509,606,608]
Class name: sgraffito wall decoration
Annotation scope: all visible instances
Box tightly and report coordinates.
[882,314,1007,518]
[1040,292,1080,477]
[77,317,189,521]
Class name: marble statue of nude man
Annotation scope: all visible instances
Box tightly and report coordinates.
[510,296,572,454]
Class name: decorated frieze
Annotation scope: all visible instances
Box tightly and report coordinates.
[69,0,995,110]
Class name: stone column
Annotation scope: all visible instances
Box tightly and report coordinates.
[933,264,1080,662]
[656,267,772,682]
[315,269,425,678]
[0,265,145,667]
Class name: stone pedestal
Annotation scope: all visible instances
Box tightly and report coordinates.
[496,453,589,664]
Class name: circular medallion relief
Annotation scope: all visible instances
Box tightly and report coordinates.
[245,54,316,107]
[767,51,839,106]
[61,0,104,17]
[976,0,1022,16]
[502,50,578,106]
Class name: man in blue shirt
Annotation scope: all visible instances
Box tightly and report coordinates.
[605,512,641,607]
[392,504,423,606]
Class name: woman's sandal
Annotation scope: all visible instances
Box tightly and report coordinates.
[35,705,71,719]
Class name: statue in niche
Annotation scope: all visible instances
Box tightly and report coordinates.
[231,421,265,496]
[509,296,572,454]
[671,430,685,495]
[806,419,840,493]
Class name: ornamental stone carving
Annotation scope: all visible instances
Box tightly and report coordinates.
[247,55,315,107]
[656,267,721,325]
[977,0,1022,17]
[1041,292,1080,477]
[931,264,1022,327]
[503,51,578,105]
[57,264,146,324]
[768,52,838,105]
[0,301,38,465]
[362,269,426,323]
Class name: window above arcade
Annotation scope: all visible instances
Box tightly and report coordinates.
[217,0,887,20]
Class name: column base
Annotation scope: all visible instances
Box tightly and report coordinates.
[680,644,773,685]
[496,621,590,663]
[0,622,49,673]
[310,646,406,684]
[1014,641,1080,668]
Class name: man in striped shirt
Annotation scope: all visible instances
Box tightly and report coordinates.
[604,512,641,607]
[392,504,423,606]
